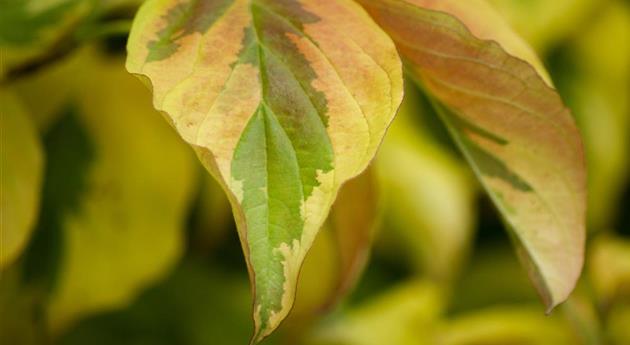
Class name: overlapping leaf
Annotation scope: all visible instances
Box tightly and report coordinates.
[358,0,586,310]
[324,167,379,307]
[0,91,44,270]
[126,0,403,341]
[294,167,379,317]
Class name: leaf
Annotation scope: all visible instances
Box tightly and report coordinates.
[0,91,44,270]
[450,246,540,312]
[561,294,605,345]
[555,1,630,230]
[358,0,587,311]
[589,235,630,307]
[438,306,575,345]
[10,49,84,132]
[608,302,630,345]
[310,280,443,345]
[294,167,379,317]
[0,0,90,78]
[59,258,261,345]
[0,265,47,345]
[101,0,147,11]
[42,48,197,333]
[190,173,234,252]
[126,0,403,341]
[377,84,476,282]
[324,166,380,308]
[488,0,601,53]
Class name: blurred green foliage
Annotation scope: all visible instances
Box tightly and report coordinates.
[1,0,629,344]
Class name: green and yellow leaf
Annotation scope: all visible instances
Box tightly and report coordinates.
[126,0,403,341]
[58,258,260,345]
[0,0,90,79]
[358,0,586,310]
[10,50,84,132]
[0,91,44,270]
[44,49,197,333]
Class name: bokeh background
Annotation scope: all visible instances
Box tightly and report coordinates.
[1,0,629,344]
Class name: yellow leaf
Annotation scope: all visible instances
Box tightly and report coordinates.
[293,167,380,317]
[563,2,630,229]
[311,280,443,345]
[439,306,575,345]
[378,85,476,282]
[45,48,197,333]
[489,0,601,53]
[0,91,44,270]
[589,235,630,306]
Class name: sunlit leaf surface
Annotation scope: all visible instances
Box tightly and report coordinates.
[358,0,587,311]
[0,91,44,270]
[126,0,403,340]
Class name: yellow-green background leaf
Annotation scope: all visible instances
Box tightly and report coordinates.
[310,280,443,345]
[377,84,476,283]
[293,167,380,318]
[0,91,44,270]
[488,0,602,53]
[0,0,90,79]
[554,2,630,231]
[31,48,198,333]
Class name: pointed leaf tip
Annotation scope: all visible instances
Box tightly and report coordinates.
[357,0,586,309]
[127,0,403,341]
